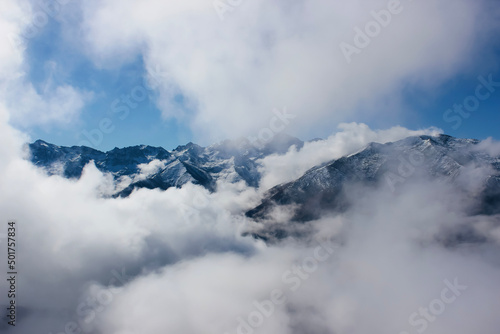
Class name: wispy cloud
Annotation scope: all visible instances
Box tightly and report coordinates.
[78,0,499,142]
[0,1,500,334]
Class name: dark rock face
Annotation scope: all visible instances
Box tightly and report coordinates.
[28,134,500,245]
[246,135,500,222]
[28,134,500,221]
[27,134,305,196]
[29,140,172,178]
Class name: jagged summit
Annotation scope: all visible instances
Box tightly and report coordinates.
[246,134,500,226]
[28,134,304,196]
[28,134,500,221]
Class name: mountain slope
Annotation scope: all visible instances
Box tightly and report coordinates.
[246,134,500,223]
[28,134,304,196]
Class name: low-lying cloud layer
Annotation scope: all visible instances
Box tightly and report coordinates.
[2,108,500,333]
[1,1,500,333]
[257,122,442,189]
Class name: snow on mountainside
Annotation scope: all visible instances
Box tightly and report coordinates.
[27,133,500,227]
[246,134,500,228]
[27,134,304,197]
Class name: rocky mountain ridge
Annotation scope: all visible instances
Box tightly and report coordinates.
[28,134,304,197]
[246,134,500,225]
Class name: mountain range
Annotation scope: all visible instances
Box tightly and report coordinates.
[28,134,500,240]
[247,135,500,222]
[28,134,303,197]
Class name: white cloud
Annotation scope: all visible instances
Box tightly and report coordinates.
[473,137,500,157]
[1,1,500,333]
[54,179,500,334]
[0,119,499,334]
[7,83,93,128]
[258,122,442,190]
[0,0,92,129]
[78,0,499,143]
[0,0,30,81]
[131,159,169,181]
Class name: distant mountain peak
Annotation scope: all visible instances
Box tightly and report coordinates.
[27,135,304,196]
[28,134,500,219]
[246,134,500,235]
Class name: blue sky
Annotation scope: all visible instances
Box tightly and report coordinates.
[24,16,193,151]
[11,0,500,152]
